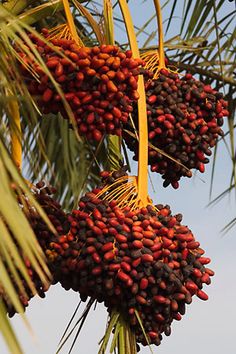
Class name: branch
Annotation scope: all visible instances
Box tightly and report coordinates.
[174,60,236,87]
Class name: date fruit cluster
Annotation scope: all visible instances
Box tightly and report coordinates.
[17,29,143,141]
[51,173,214,346]
[124,69,229,188]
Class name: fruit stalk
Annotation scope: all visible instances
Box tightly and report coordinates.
[8,97,22,170]
[119,0,148,207]
[103,0,123,171]
[62,0,80,45]
[153,0,166,69]
[103,0,114,45]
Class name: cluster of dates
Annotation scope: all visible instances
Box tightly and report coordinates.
[124,69,229,188]
[17,28,143,141]
[45,172,214,346]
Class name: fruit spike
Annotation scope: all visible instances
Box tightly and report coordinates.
[97,174,151,211]
[124,68,229,188]
[54,169,214,347]
[16,30,144,141]
[140,0,169,79]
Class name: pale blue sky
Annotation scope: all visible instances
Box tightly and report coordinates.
[0,1,236,354]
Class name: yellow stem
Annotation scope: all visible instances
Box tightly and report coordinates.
[112,185,136,203]
[153,0,166,69]
[97,176,129,197]
[121,190,137,208]
[103,1,123,172]
[106,186,128,201]
[8,98,22,171]
[119,0,148,207]
[62,0,80,45]
[136,75,149,207]
[103,0,115,45]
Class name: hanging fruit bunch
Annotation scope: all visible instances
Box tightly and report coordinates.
[1,181,70,317]
[53,168,214,346]
[123,1,229,188]
[16,28,143,141]
[124,68,229,188]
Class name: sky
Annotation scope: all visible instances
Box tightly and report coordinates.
[0,1,236,354]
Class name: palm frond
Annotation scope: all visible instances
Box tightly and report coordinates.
[0,136,53,353]
[0,301,23,354]
[24,114,106,210]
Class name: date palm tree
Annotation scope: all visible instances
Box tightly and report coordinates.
[0,0,235,353]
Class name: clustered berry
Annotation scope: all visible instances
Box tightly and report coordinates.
[28,181,70,269]
[124,68,229,188]
[17,28,144,141]
[50,173,214,346]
